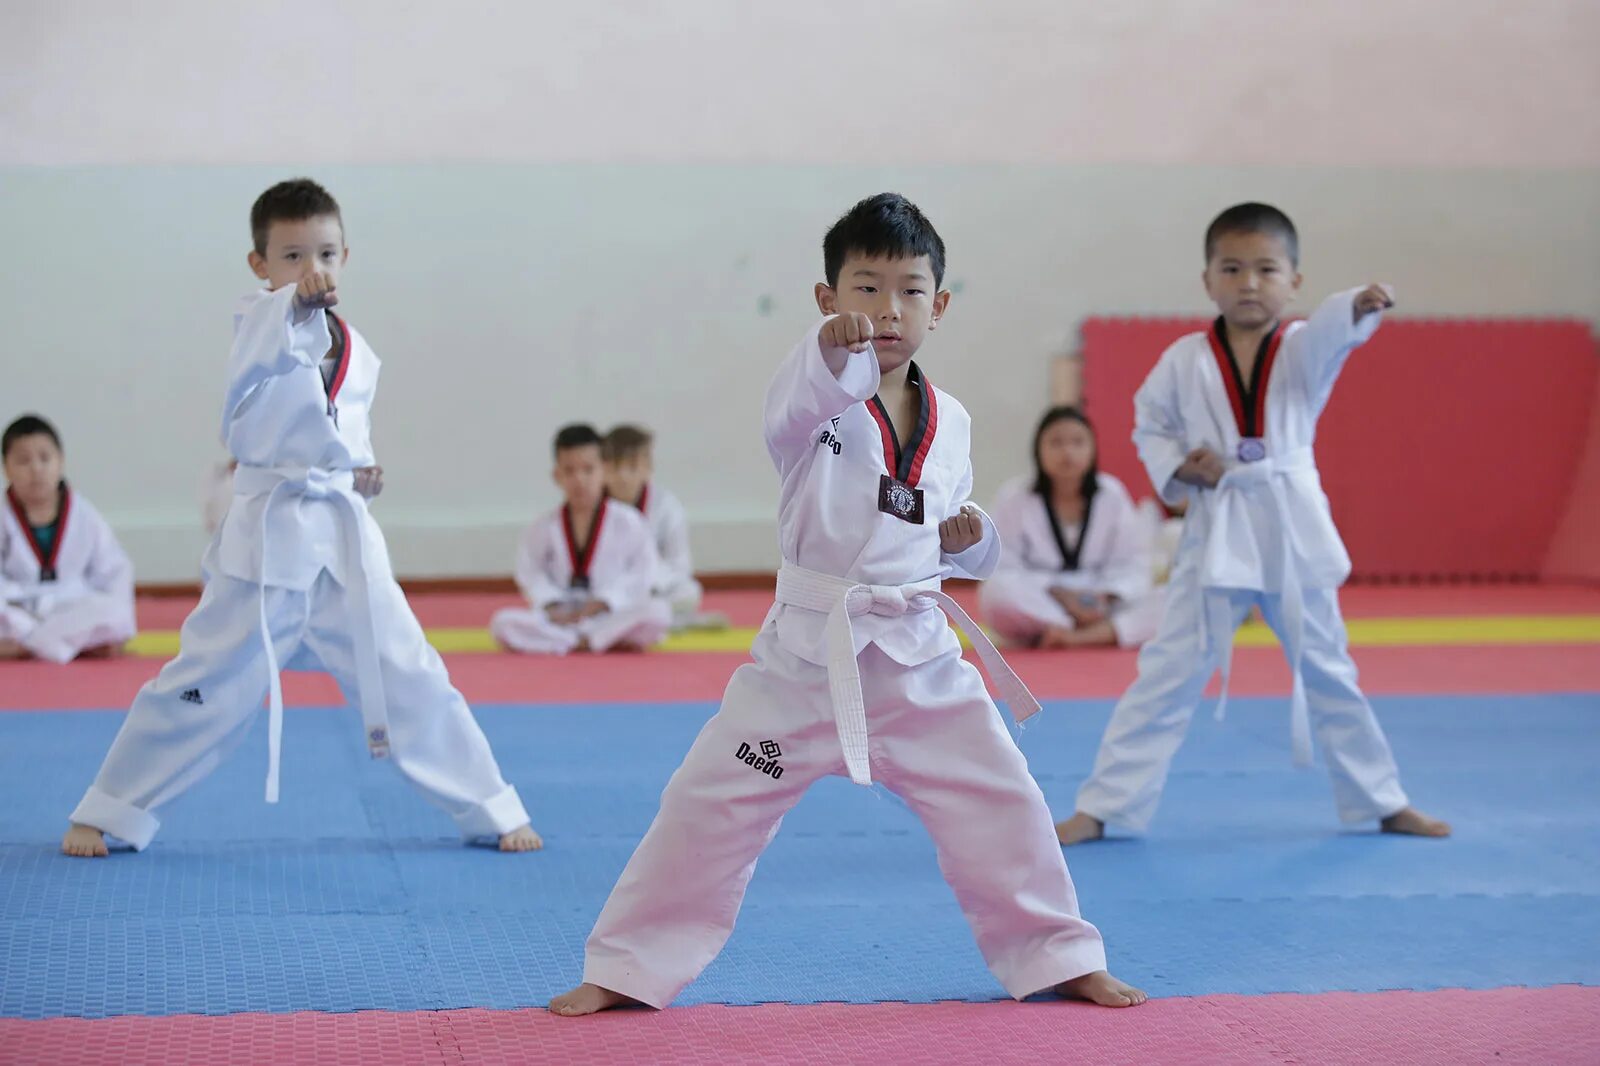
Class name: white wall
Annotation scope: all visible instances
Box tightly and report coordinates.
[2,3,1597,581]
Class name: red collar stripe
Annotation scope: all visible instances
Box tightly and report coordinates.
[866,402,899,477]
[1205,320,1286,438]
[562,497,608,581]
[6,484,70,575]
[903,380,939,488]
[327,313,353,404]
[865,364,938,488]
[1253,329,1286,434]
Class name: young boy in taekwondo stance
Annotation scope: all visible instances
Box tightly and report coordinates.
[1,415,136,662]
[551,193,1143,1016]
[1056,203,1451,847]
[62,178,540,857]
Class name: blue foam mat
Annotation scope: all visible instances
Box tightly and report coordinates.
[1,693,1597,1017]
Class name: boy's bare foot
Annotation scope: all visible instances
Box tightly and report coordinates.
[1055,812,1104,846]
[1056,970,1147,1007]
[76,643,123,660]
[0,639,30,660]
[1059,621,1117,647]
[1038,625,1074,649]
[548,982,641,1016]
[61,823,109,858]
[499,824,544,852]
[1380,806,1451,838]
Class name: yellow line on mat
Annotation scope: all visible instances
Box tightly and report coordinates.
[122,614,1600,659]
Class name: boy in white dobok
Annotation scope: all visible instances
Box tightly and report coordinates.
[551,194,1142,1016]
[490,424,670,655]
[62,179,540,857]
[1057,203,1450,846]
[1,415,136,663]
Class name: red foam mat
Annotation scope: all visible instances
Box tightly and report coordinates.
[6,586,1598,712]
[0,987,1593,1066]
[3,643,1597,713]
[128,584,1600,631]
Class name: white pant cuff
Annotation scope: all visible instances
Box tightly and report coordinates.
[1074,794,1151,835]
[453,784,530,839]
[1338,792,1411,824]
[1002,938,1111,1000]
[582,955,672,1010]
[70,786,161,851]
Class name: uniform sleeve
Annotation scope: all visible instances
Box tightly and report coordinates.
[83,510,136,608]
[987,481,1032,576]
[764,318,880,473]
[596,516,658,613]
[1282,287,1384,417]
[1093,488,1154,603]
[1132,348,1195,508]
[0,525,29,604]
[940,459,1001,580]
[200,461,235,535]
[221,285,332,437]
[514,521,565,610]
[655,495,695,592]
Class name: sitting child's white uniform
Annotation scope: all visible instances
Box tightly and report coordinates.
[634,483,705,621]
[0,486,137,662]
[980,473,1165,647]
[490,498,671,654]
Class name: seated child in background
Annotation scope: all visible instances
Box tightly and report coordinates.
[1,414,136,663]
[492,424,670,654]
[980,407,1164,649]
[601,424,727,631]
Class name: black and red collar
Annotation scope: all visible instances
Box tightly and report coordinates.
[1206,317,1286,439]
[866,362,939,488]
[562,497,608,588]
[6,482,70,581]
[324,312,352,405]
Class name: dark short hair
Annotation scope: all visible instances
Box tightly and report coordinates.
[250,178,344,256]
[1031,406,1098,500]
[602,425,654,462]
[2,414,62,459]
[1204,202,1299,268]
[553,423,603,457]
[823,193,946,288]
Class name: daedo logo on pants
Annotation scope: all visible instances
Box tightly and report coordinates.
[735,739,784,779]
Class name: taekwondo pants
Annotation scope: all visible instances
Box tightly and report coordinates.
[582,630,1108,1008]
[490,600,671,655]
[0,594,135,664]
[980,573,1165,649]
[70,568,528,849]
[1074,547,1409,832]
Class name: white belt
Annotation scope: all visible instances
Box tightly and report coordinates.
[1205,446,1314,767]
[774,564,1041,786]
[233,464,390,802]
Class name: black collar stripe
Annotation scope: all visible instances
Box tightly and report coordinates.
[866,363,938,487]
[6,483,70,577]
[1041,491,1094,572]
[1206,317,1285,439]
[562,497,608,582]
